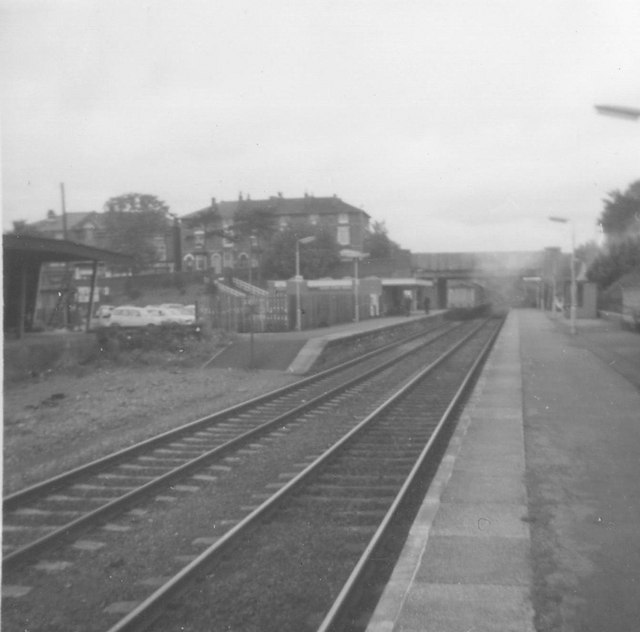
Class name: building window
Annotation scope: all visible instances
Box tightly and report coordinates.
[194,229,205,248]
[223,251,234,267]
[338,212,348,224]
[309,214,319,225]
[153,236,167,261]
[278,217,288,230]
[337,225,350,245]
[223,220,234,247]
[237,253,249,268]
[195,254,207,270]
[83,224,96,244]
[210,253,222,274]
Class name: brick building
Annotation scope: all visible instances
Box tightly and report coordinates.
[180,193,370,276]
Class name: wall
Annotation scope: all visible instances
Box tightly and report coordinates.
[309,313,444,373]
[4,333,99,381]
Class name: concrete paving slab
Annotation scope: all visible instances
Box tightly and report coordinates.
[430,502,529,538]
[416,535,530,585]
[394,584,534,632]
[452,454,525,475]
[440,469,527,504]
[2,585,32,598]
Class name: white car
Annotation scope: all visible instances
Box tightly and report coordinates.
[91,305,115,328]
[145,306,177,324]
[154,304,196,324]
[108,306,165,327]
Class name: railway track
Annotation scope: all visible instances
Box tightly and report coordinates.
[2,320,458,571]
[2,317,501,632]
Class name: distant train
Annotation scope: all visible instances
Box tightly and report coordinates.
[445,281,492,320]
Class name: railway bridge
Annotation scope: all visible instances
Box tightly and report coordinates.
[411,250,557,309]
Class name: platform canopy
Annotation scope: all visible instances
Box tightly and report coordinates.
[381,277,433,287]
[4,234,133,338]
[3,234,133,266]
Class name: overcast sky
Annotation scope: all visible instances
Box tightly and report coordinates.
[2,0,639,253]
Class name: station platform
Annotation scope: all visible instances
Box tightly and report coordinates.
[205,312,436,372]
[366,309,640,632]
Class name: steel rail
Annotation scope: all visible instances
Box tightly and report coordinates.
[103,319,490,632]
[3,322,462,570]
[315,316,504,632]
[5,321,452,511]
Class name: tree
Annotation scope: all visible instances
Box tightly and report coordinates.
[262,227,341,280]
[575,240,601,270]
[587,235,640,289]
[232,205,276,242]
[11,220,42,236]
[182,206,221,234]
[586,180,640,288]
[363,220,400,259]
[103,193,170,271]
[598,181,640,240]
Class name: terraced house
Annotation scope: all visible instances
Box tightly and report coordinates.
[180,193,370,276]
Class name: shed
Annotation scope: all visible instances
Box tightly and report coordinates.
[380,278,434,315]
[4,234,132,338]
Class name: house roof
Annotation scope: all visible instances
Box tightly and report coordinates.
[182,195,369,223]
[30,212,99,233]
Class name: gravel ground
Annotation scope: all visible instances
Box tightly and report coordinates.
[3,357,298,494]
[2,339,423,632]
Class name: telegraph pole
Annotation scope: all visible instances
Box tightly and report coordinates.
[60,183,71,327]
[60,183,68,239]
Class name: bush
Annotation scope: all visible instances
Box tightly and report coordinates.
[96,323,203,353]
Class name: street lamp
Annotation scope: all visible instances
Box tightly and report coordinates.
[549,216,577,335]
[594,104,640,121]
[340,249,369,323]
[248,232,257,285]
[295,235,316,331]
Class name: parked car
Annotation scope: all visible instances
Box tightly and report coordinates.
[146,305,195,325]
[159,304,196,324]
[91,305,115,328]
[108,306,165,327]
[145,306,176,324]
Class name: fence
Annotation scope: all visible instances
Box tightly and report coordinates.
[197,290,376,333]
[197,293,289,333]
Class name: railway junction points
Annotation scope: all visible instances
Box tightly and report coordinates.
[3,308,639,631]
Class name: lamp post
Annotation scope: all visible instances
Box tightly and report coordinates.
[340,249,369,323]
[550,248,560,318]
[594,104,640,121]
[295,235,316,331]
[549,216,577,335]
[248,232,257,286]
